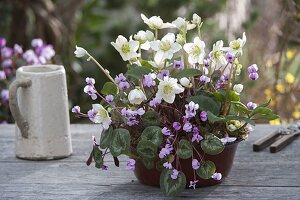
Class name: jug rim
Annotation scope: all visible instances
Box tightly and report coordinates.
[17,65,64,75]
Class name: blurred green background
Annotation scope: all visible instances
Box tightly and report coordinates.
[0,0,299,123]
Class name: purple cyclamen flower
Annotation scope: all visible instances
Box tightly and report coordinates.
[105,95,114,103]
[225,52,235,63]
[208,51,213,58]
[114,73,126,84]
[118,81,130,91]
[199,75,210,84]
[101,165,108,170]
[0,37,6,48]
[247,102,257,110]
[162,127,172,136]
[149,97,161,107]
[31,38,43,48]
[87,109,97,122]
[84,85,97,100]
[220,135,237,145]
[249,72,259,80]
[0,71,6,80]
[211,172,222,181]
[23,50,39,64]
[13,44,23,54]
[204,59,210,67]
[1,47,13,58]
[86,77,95,85]
[202,67,209,75]
[157,69,169,80]
[173,60,183,69]
[40,45,55,60]
[126,159,136,171]
[170,169,179,180]
[127,116,139,126]
[185,101,199,119]
[192,133,203,143]
[172,122,181,131]
[136,108,145,115]
[2,59,12,68]
[159,144,173,159]
[248,64,258,73]
[143,74,156,87]
[183,122,193,132]
[189,180,199,189]
[163,162,173,169]
[192,159,200,170]
[0,89,9,102]
[200,111,208,122]
[71,106,81,113]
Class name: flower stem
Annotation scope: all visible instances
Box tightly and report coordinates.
[87,52,116,84]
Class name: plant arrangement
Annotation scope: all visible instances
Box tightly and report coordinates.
[73,13,278,196]
[0,38,55,123]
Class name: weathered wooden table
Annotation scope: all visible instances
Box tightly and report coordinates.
[0,124,299,199]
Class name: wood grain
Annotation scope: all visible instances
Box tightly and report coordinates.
[0,124,299,199]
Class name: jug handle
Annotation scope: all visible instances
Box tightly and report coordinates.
[9,78,32,138]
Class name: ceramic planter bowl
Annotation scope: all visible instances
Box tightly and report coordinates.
[134,140,240,188]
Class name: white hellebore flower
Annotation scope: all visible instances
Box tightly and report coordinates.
[233,84,244,94]
[148,59,167,69]
[180,77,192,88]
[156,77,184,104]
[92,104,111,130]
[141,13,174,30]
[227,32,246,56]
[111,35,140,61]
[172,17,196,32]
[128,88,147,105]
[74,45,87,58]
[133,30,154,50]
[150,33,181,64]
[183,36,205,64]
[191,13,201,25]
[211,40,227,65]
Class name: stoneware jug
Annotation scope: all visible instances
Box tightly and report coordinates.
[9,65,72,160]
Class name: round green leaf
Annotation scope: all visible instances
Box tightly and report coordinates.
[196,160,216,179]
[101,82,119,95]
[173,68,201,79]
[186,95,220,115]
[137,140,157,160]
[110,128,131,157]
[141,126,163,147]
[159,169,186,197]
[126,66,152,80]
[99,126,113,149]
[142,111,161,126]
[201,134,224,155]
[178,139,193,159]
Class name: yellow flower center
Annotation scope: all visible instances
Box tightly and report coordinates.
[192,45,201,57]
[121,44,131,54]
[163,84,173,94]
[98,109,108,119]
[159,41,171,52]
[230,40,240,50]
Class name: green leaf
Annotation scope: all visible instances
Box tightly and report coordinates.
[137,140,157,160]
[186,95,220,115]
[173,68,201,79]
[216,90,240,102]
[93,147,103,168]
[196,160,216,179]
[141,126,163,147]
[201,134,224,155]
[178,139,193,159]
[142,111,161,126]
[156,159,167,171]
[207,111,225,123]
[126,66,152,80]
[232,101,251,114]
[142,159,154,169]
[101,82,119,95]
[160,169,186,197]
[250,107,273,117]
[99,126,113,149]
[225,115,255,126]
[254,114,279,120]
[110,128,131,157]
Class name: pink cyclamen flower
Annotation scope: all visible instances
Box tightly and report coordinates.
[192,159,200,170]
[0,37,6,47]
[13,44,23,54]
[163,162,172,169]
[0,89,9,102]
[211,172,222,181]
[31,38,43,48]
[0,71,6,80]
[170,169,179,180]
[126,159,136,171]
[189,180,199,189]
[71,106,81,113]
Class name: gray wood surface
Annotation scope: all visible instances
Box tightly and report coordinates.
[0,124,299,200]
